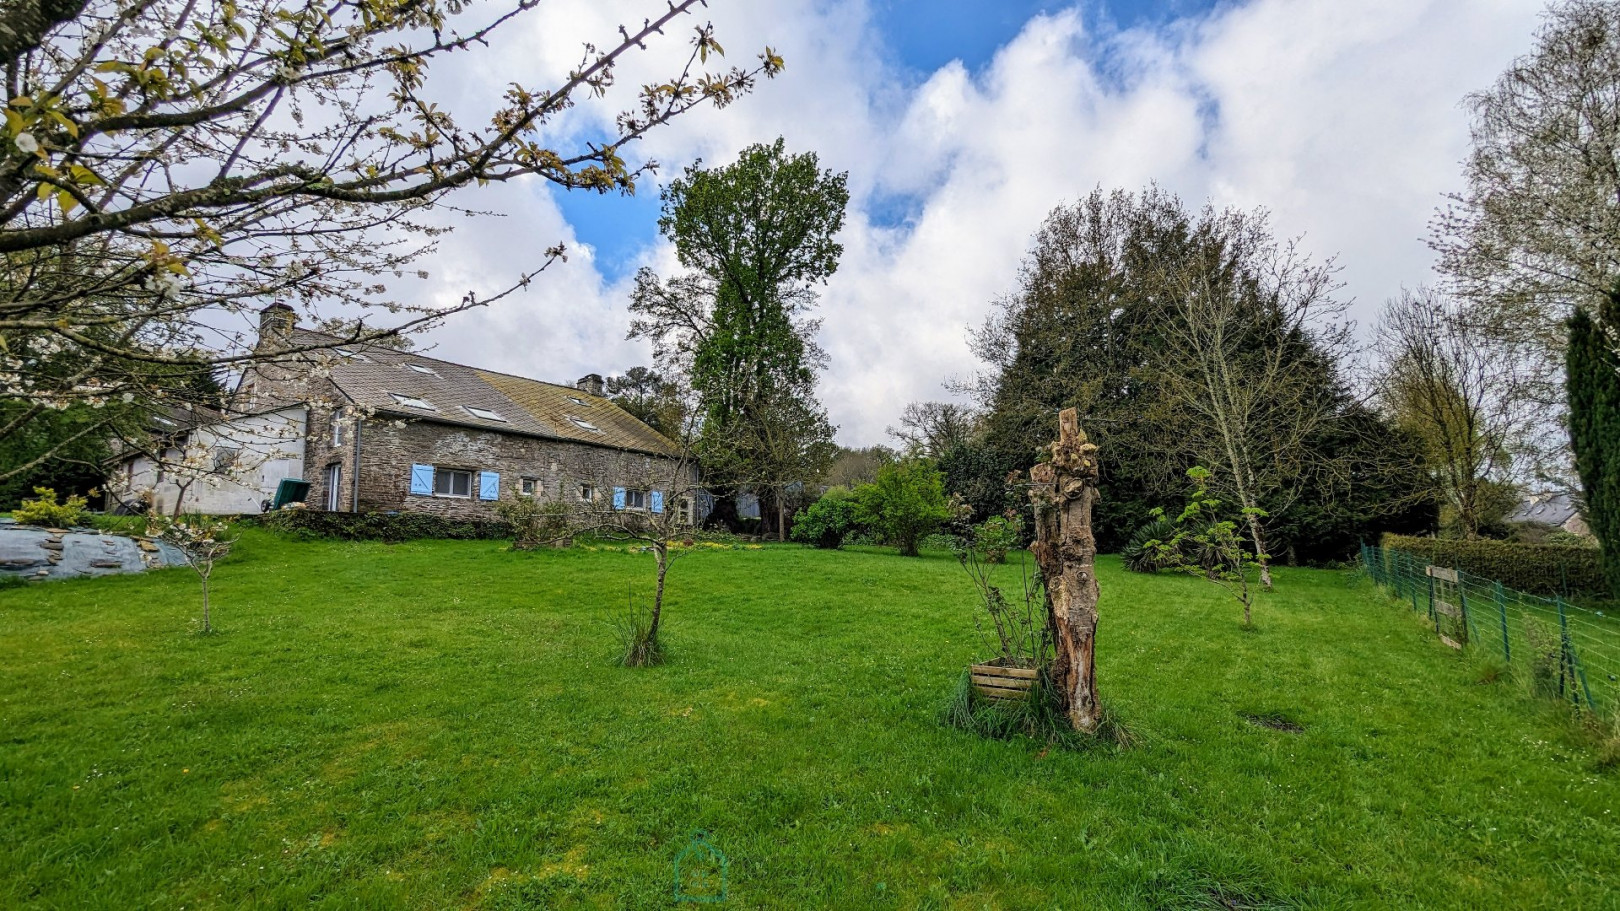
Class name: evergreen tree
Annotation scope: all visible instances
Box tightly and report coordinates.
[1567,300,1620,594]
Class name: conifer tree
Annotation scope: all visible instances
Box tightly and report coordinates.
[1567,300,1620,594]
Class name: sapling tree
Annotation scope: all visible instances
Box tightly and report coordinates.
[551,443,716,667]
[1148,467,1266,628]
[156,514,236,633]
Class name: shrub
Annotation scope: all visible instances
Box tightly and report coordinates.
[260,509,513,542]
[1121,516,1177,573]
[854,458,955,557]
[971,513,1023,564]
[1382,533,1608,597]
[12,487,90,527]
[790,487,862,549]
[496,496,571,550]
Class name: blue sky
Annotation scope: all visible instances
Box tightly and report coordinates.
[556,0,1225,281]
[431,0,1544,443]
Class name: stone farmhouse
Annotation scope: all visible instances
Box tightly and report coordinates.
[107,304,698,520]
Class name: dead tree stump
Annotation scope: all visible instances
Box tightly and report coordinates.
[1027,408,1102,732]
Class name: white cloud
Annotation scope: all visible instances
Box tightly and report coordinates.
[395,0,1544,444]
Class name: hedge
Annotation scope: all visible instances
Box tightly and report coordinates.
[1380,533,1608,598]
[257,509,513,543]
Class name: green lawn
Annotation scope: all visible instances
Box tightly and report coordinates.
[1,532,1616,909]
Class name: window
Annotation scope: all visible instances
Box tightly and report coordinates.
[463,406,507,422]
[406,364,437,375]
[520,477,540,497]
[568,415,600,432]
[580,484,595,503]
[625,489,647,510]
[567,395,587,406]
[212,446,241,471]
[330,412,345,447]
[678,497,694,525]
[434,468,472,498]
[390,392,436,411]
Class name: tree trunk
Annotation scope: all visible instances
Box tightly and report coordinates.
[1244,512,1273,590]
[777,497,786,542]
[1026,408,1102,733]
[648,545,668,642]
[200,578,211,633]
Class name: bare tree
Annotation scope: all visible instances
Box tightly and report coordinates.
[888,401,979,457]
[701,384,836,540]
[1433,0,1620,396]
[1372,288,1533,538]
[546,439,714,666]
[1153,206,1349,589]
[0,0,782,478]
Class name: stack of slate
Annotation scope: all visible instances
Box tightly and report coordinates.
[0,519,184,582]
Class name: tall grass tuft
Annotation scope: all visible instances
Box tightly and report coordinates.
[940,670,1132,751]
[611,587,665,668]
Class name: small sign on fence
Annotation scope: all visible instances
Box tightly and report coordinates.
[1426,565,1459,583]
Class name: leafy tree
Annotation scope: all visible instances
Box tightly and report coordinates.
[965,188,1194,551]
[790,486,862,549]
[628,138,848,528]
[964,187,1379,566]
[1373,288,1532,539]
[825,445,895,488]
[606,367,687,437]
[1567,301,1620,593]
[854,458,954,557]
[0,0,779,473]
[889,401,980,457]
[1148,467,1266,628]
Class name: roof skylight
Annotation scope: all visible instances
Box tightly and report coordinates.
[568,415,601,432]
[406,364,437,375]
[463,406,507,422]
[567,395,588,406]
[390,393,436,411]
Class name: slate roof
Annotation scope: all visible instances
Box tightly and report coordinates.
[288,328,678,457]
[1507,491,1581,527]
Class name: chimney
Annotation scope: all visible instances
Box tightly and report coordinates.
[258,302,296,348]
[575,373,605,397]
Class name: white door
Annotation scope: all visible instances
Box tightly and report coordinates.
[325,463,343,511]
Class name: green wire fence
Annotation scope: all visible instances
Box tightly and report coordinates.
[1360,543,1620,715]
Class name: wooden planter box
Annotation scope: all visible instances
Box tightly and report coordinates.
[969,658,1038,702]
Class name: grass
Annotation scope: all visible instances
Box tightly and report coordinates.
[1,531,1618,909]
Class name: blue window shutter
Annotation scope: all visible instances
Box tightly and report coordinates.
[650,490,664,514]
[612,486,626,510]
[410,464,433,495]
[479,471,499,500]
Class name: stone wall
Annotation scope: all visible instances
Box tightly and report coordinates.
[331,417,695,519]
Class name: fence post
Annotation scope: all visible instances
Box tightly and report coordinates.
[1457,577,1472,647]
[1495,581,1510,663]
[1428,568,1438,631]
[1556,596,1572,701]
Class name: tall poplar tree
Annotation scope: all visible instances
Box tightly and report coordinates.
[1567,300,1620,594]
[629,139,848,530]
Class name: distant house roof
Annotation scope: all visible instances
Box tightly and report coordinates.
[287,328,678,458]
[1507,491,1581,527]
